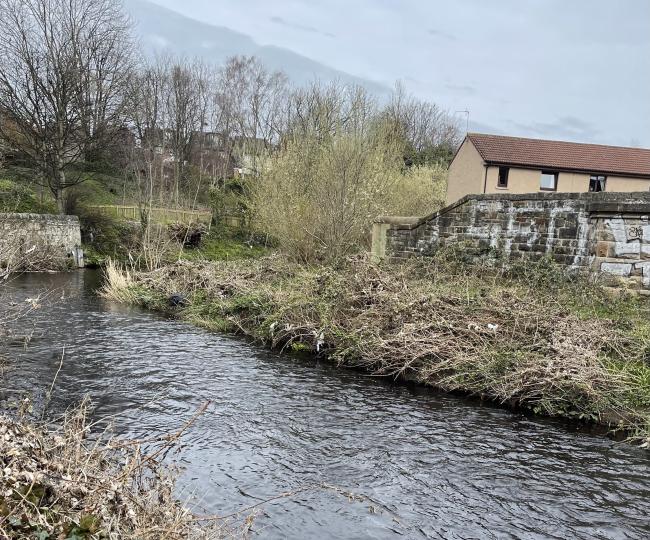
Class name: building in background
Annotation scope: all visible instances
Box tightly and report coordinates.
[446,133,650,204]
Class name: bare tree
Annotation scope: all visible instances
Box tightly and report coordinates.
[284,80,375,144]
[0,0,134,214]
[164,59,202,205]
[211,57,287,179]
[128,56,165,220]
[382,82,460,166]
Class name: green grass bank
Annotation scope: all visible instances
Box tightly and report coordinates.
[102,254,650,445]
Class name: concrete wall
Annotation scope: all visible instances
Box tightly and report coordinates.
[373,192,650,290]
[446,140,650,204]
[0,213,83,270]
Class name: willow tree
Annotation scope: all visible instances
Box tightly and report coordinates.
[0,0,134,214]
[252,82,403,263]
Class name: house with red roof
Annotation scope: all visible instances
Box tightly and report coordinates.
[446,133,650,204]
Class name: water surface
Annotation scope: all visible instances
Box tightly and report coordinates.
[1,271,649,539]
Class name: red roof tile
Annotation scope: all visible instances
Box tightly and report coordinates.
[466,133,650,178]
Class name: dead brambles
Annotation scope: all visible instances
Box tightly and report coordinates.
[167,222,208,248]
[0,399,232,539]
[101,254,650,445]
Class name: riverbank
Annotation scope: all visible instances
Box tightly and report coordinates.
[102,254,650,445]
[0,401,226,539]
[0,281,227,538]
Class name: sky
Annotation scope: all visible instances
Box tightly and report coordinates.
[144,0,650,147]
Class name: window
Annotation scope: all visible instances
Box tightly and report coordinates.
[540,170,558,191]
[589,175,606,192]
[497,166,509,188]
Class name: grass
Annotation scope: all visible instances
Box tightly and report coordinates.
[101,253,650,445]
[181,228,270,262]
[71,173,126,206]
[0,178,57,214]
[0,165,129,213]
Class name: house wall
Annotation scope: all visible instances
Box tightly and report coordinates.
[483,168,590,193]
[485,169,650,195]
[445,139,486,205]
[484,166,540,194]
[372,192,650,290]
[606,176,650,192]
[446,139,650,202]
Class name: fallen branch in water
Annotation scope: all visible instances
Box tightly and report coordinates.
[192,484,318,522]
[42,347,65,418]
[115,400,211,481]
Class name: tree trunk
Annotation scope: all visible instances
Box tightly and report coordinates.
[55,189,65,215]
[50,167,66,215]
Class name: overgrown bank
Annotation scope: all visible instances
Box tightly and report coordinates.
[103,255,650,445]
[0,401,227,539]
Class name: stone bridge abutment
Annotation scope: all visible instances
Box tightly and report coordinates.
[372,192,650,290]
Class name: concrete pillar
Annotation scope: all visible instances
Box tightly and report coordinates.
[371,222,390,263]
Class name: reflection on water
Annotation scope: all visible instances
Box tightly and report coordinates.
[1,271,649,539]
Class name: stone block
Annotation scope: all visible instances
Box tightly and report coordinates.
[558,227,578,239]
[601,262,633,277]
[552,254,571,265]
[595,241,613,258]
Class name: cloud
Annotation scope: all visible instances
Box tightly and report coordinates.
[468,120,502,135]
[134,0,650,147]
[445,83,476,95]
[270,16,335,38]
[145,33,170,48]
[427,28,456,41]
[511,116,600,142]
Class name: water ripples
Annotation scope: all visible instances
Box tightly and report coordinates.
[1,271,649,539]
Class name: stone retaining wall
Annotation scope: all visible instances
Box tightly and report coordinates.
[372,192,650,290]
[0,213,83,270]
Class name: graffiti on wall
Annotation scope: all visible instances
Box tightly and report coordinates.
[600,217,650,287]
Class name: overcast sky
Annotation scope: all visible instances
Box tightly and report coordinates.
[147,0,650,147]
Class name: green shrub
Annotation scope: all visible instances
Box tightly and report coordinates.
[181,228,269,262]
[0,178,56,213]
[78,208,140,264]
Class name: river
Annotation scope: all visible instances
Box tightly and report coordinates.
[1,270,649,539]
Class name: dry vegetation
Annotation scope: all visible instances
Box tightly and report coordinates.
[0,400,233,539]
[102,254,650,445]
[0,214,74,276]
[0,240,71,276]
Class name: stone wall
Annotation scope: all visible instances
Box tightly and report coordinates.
[372,192,650,289]
[0,213,83,270]
[588,201,650,288]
